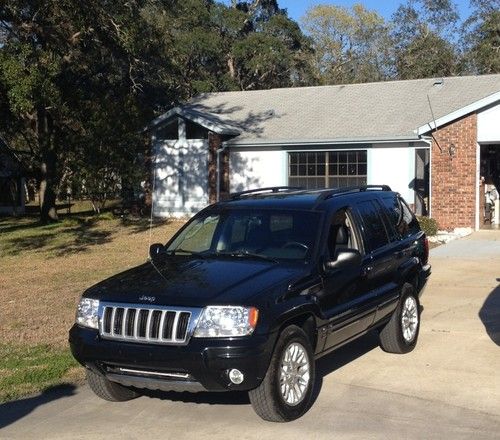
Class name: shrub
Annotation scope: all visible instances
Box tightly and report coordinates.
[417,216,438,236]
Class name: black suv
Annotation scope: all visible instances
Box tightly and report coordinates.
[69,186,431,422]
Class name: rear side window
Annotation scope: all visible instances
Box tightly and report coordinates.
[380,195,420,239]
[355,200,390,252]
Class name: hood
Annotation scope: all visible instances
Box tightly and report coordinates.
[83,257,308,307]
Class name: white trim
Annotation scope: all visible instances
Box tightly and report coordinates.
[416,91,500,135]
[475,142,481,231]
[229,137,421,148]
[147,106,241,136]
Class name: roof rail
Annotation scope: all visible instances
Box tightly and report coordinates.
[230,186,303,200]
[312,185,392,207]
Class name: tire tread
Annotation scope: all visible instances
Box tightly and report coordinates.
[86,370,139,402]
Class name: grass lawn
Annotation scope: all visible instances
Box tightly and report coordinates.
[0,213,184,403]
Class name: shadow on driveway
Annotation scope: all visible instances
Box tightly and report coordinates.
[0,384,76,430]
[0,334,380,426]
[479,283,500,346]
[140,331,380,414]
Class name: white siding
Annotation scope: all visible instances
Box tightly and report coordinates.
[230,149,287,192]
[368,143,421,202]
[153,139,209,217]
[478,103,500,143]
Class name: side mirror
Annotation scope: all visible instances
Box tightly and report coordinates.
[324,249,362,272]
[149,243,166,260]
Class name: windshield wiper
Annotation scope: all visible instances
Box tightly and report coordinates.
[217,251,278,263]
[167,249,207,258]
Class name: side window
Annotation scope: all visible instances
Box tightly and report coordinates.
[380,195,420,239]
[355,200,390,252]
[326,208,360,258]
[379,195,402,241]
[400,198,421,237]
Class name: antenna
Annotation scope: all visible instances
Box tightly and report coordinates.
[426,94,443,153]
[148,142,157,259]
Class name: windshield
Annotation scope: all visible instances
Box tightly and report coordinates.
[166,209,321,261]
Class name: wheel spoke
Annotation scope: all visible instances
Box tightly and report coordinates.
[279,342,311,406]
[401,296,419,342]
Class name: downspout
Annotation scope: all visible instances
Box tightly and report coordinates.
[420,136,432,219]
[216,141,228,202]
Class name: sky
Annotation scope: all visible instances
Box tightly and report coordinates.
[223,1,473,23]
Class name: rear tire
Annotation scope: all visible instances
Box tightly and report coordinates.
[86,369,139,402]
[379,283,420,354]
[249,325,315,422]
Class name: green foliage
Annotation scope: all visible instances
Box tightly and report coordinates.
[390,0,459,79]
[302,3,391,84]
[462,1,500,74]
[0,1,314,222]
[417,216,438,236]
[0,344,78,403]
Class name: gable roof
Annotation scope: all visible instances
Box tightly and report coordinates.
[147,106,241,136]
[151,74,500,146]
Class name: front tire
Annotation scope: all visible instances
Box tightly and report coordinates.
[249,325,315,422]
[86,369,140,402]
[379,283,420,354]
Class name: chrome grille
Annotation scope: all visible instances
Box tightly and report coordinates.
[99,303,201,345]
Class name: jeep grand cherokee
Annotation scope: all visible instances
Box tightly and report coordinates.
[69,185,431,422]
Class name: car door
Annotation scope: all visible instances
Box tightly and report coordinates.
[351,198,402,327]
[374,194,422,322]
[319,206,377,352]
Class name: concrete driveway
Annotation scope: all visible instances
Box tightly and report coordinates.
[1,231,499,439]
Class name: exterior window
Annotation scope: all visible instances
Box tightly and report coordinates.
[288,150,367,189]
[156,119,178,140]
[380,195,421,240]
[186,120,208,139]
[355,200,389,251]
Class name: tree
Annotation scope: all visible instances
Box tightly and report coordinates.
[0,0,315,223]
[213,1,315,90]
[0,0,173,222]
[302,3,391,85]
[462,0,500,74]
[390,0,460,79]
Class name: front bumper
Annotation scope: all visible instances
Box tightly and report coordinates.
[69,325,277,393]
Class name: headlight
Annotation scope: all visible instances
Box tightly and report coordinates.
[193,306,259,338]
[76,298,100,329]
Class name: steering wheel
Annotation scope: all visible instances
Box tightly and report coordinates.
[282,241,309,252]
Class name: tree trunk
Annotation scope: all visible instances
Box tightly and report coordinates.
[143,134,153,216]
[37,107,59,223]
[39,157,58,223]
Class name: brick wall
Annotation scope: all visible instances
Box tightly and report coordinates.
[207,132,229,203]
[431,113,477,230]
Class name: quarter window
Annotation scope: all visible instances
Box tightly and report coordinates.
[380,196,420,239]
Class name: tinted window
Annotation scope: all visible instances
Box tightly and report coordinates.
[380,195,420,239]
[168,209,321,261]
[356,200,389,251]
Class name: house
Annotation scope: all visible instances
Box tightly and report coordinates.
[0,139,25,216]
[146,74,500,231]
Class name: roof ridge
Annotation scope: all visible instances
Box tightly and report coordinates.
[194,73,500,98]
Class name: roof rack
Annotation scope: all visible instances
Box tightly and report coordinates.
[230,186,303,200]
[312,185,392,207]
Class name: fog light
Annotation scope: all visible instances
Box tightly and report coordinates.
[228,369,244,385]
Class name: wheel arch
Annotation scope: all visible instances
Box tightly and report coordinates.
[275,311,319,354]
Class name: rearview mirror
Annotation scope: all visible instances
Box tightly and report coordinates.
[149,243,166,260]
[324,249,362,272]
